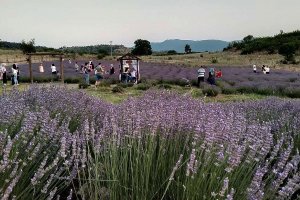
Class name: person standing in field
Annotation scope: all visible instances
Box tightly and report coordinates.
[0,63,7,86]
[83,62,90,85]
[109,64,115,75]
[16,65,20,84]
[253,65,257,73]
[12,64,18,86]
[94,63,104,86]
[197,66,205,87]
[74,62,79,72]
[51,63,57,81]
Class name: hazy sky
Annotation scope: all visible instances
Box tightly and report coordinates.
[1,0,299,48]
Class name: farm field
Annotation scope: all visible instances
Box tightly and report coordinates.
[1,51,300,199]
[3,58,299,99]
[0,85,300,199]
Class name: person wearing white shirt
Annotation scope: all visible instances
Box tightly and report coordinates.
[253,65,257,73]
[51,64,57,74]
[197,66,205,87]
[12,64,18,85]
[0,63,7,85]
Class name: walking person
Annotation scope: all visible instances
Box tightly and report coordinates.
[197,66,205,87]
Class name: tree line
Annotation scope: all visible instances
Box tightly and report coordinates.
[224,30,300,64]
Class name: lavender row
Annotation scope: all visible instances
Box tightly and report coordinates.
[0,86,299,199]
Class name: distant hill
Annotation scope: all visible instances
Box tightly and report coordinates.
[0,40,129,55]
[0,40,57,52]
[224,30,300,55]
[151,39,229,53]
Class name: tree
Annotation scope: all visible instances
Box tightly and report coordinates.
[243,35,254,43]
[185,44,191,53]
[20,39,36,54]
[279,43,297,63]
[131,39,152,55]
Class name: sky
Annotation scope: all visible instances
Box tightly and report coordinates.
[0,0,299,48]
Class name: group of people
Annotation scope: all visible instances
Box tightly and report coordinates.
[253,65,270,74]
[75,60,115,86]
[120,63,137,83]
[0,63,20,86]
[197,66,222,86]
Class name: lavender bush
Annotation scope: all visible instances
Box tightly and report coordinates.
[0,86,300,199]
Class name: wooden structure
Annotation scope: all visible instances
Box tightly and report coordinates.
[117,53,141,83]
[26,52,64,83]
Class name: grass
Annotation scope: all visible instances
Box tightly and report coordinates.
[0,82,280,104]
[141,51,300,72]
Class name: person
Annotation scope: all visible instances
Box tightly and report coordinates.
[83,62,90,85]
[51,63,57,81]
[197,66,205,87]
[12,64,18,86]
[39,63,44,73]
[74,62,79,72]
[207,67,215,85]
[130,69,137,83]
[69,59,72,64]
[262,65,266,74]
[109,64,115,75]
[94,63,104,86]
[253,65,257,73]
[265,66,270,74]
[16,66,20,83]
[215,69,222,78]
[122,63,130,83]
[0,63,7,86]
[51,63,57,75]
[80,64,84,73]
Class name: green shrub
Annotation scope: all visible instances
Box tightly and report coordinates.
[211,57,218,63]
[202,86,219,97]
[64,77,81,84]
[112,85,124,93]
[97,54,106,59]
[284,88,300,98]
[117,83,134,88]
[221,87,238,94]
[215,80,223,88]
[136,83,151,91]
[79,82,89,89]
[158,84,172,90]
[237,86,257,94]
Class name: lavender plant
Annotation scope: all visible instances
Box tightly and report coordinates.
[0,86,299,200]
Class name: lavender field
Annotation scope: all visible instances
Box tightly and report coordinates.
[16,60,300,90]
[0,86,300,199]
